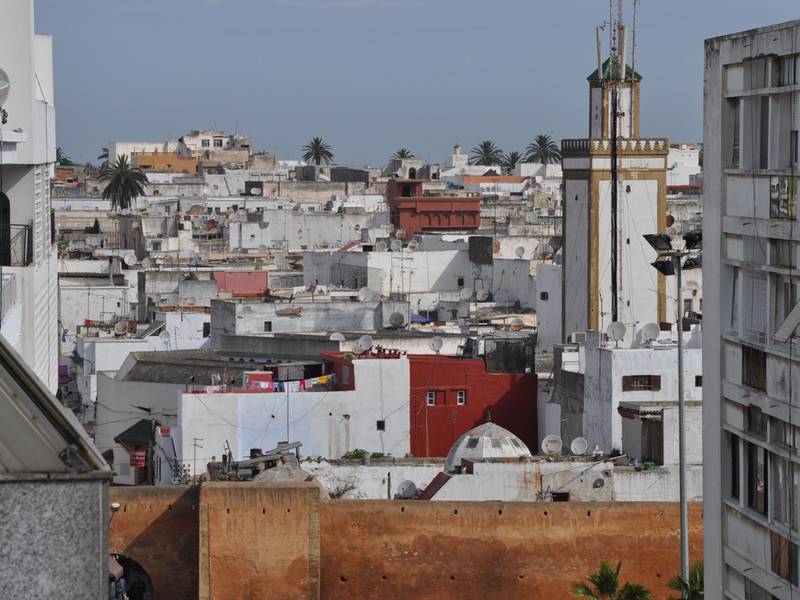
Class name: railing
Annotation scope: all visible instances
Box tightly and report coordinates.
[561,138,669,156]
[2,224,33,267]
[0,273,16,320]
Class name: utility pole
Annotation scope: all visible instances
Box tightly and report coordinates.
[674,253,689,593]
[192,437,204,481]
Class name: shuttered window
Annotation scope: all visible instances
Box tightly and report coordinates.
[622,375,661,392]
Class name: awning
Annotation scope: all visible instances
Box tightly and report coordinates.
[410,313,432,324]
[114,419,153,446]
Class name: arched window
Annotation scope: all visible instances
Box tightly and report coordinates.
[112,555,153,600]
[408,167,417,179]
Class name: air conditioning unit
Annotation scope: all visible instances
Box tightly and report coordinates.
[569,331,587,344]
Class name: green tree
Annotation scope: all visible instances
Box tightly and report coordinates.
[392,148,414,160]
[572,561,653,600]
[502,150,522,174]
[302,137,334,165]
[469,140,504,167]
[97,147,109,167]
[98,154,148,211]
[56,147,73,166]
[667,561,703,600]
[525,134,562,164]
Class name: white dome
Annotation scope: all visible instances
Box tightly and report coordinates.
[444,422,532,473]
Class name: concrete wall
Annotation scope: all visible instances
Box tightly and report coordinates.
[109,483,705,600]
[0,478,108,599]
[536,264,562,350]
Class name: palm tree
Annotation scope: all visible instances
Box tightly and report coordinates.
[502,150,522,174]
[56,147,73,166]
[392,148,414,160]
[302,137,334,165]
[98,154,148,211]
[525,134,562,164]
[667,561,703,600]
[572,561,653,600]
[97,147,109,164]
[469,140,504,167]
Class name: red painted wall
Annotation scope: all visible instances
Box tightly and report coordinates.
[386,179,480,237]
[408,355,537,457]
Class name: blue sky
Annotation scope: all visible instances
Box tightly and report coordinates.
[36,0,799,166]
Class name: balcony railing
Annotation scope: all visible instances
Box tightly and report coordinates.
[0,224,33,267]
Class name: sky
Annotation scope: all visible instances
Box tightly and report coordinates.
[36,0,800,167]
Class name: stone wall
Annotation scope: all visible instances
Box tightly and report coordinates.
[109,483,704,599]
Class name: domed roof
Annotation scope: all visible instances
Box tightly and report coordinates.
[444,422,532,473]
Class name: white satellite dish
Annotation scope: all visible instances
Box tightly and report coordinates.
[159,329,170,340]
[396,228,405,238]
[394,480,419,500]
[375,241,388,252]
[114,320,128,336]
[123,254,136,267]
[0,69,10,106]
[509,317,524,331]
[459,288,473,301]
[407,240,418,252]
[354,334,374,354]
[389,312,406,328]
[358,287,375,303]
[641,322,661,343]
[515,246,525,259]
[142,257,153,269]
[541,434,563,456]
[390,239,402,252]
[151,293,162,303]
[429,336,444,354]
[570,437,589,456]
[329,332,346,341]
[606,321,627,342]
[534,242,555,260]
[476,289,490,302]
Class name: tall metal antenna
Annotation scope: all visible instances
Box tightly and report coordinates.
[609,0,623,324]
[631,0,639,82]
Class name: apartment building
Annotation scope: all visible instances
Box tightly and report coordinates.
[704,20,800,599]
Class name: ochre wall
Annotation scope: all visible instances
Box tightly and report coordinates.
[109,483,703,600]
[109,486,199,599]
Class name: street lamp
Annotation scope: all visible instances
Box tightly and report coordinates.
[643,229,702,598]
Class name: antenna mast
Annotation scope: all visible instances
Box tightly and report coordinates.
[609,0,623,324]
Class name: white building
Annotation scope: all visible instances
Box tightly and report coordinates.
[667,144,702,187]
[107,140,178,162]
[704,20,800,598]
[512,162,564,199]
[554,327,702,467]
[0,0,59,392]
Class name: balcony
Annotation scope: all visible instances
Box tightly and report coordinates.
[0,224,33,267]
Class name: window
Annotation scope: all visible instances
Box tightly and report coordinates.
[263,321,272,332]
[792,130,799,165]
[540,291,549,301]
[466,437,479,449]
[201,139,210,148]
[742,346,767,391]
[202,322,211,338]
[772,239,795,268]
[456,390,466,405]
[341,366,350,386]
[770,417,795,450]
[213,138,224,148]
[746,405,767,438]
[770,176,797,220]
[376,420,385,431]
[451,309,458,319]
[778,55,798,86]
[683,299,693,314]
[759,96,769,170]
[771,530,798,585]
[457,277,465,288]
[426,391,436,406]
[729,433,740,501]
[151,241,161,251]
[731,99,741,168]
[745,578,776,600]
[694,375,702,387]
[551,492,570,502]
[621,375,661,392]
[747,442,768,515]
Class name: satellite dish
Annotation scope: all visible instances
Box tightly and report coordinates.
[123,254,136,267]
[159,329,170,340]
[329,332,346,341]
[509,317,524,331]
[354,334,374,354]
[258,244,267,252]
[541,434,563,456]
[606,321,627,342]
[459,288,473,301]
[493,290,508,303]
[390,239,402,252]
[570,437,589,456]
[389,312,406,328]
[515,246,525,258]
[394,480,419,500]
[493,239,501,254]
[142,257,153,269]
[406,240,418,252]
[114,320,128,336]
[641,322,660,342]
[395,228,405,238]
[358,287,376,303]
[476,289,490,302]
[429,336,444,353]
[375,241,388,252]
[535,243,555,260]
[0,69,10,106]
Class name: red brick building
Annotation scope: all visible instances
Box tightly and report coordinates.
[408,353,537,457]
[386,179,480,237]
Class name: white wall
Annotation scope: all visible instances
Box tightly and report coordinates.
[536,264,562,350]
[563,178,589,337]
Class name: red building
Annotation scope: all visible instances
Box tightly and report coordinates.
[386,179,480,237]
[408,353,537,457]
